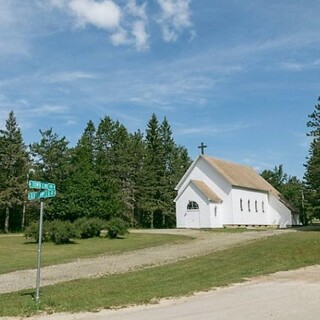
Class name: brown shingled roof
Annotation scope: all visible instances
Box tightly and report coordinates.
[201,155,294,210]
[191,180,222,203]
[202,156,273,191]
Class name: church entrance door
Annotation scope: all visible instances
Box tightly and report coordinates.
[186,211,200,228]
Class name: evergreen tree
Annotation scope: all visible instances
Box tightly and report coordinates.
[138,115,191,228]
[95,117,123,219]
[30,128,71,220]
[261,165,305,224]
[261,164,288,190]
[158,117,177,227]
[0,111,29,232]
[118,130,145,226]
[63,121,99,220]
[304,97,320,220]
[140,114,164,228]
[281,176,305,224]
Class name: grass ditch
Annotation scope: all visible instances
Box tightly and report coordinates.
[0,230,319,317]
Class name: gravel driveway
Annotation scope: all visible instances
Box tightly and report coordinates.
[0,229,288,294]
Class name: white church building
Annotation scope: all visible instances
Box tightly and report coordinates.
[175,155,297,229]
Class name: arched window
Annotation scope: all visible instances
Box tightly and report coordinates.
[255,200,258,212]
[214,206,218,216]
[240,198,243,211]
[187,201,199,210]
[248,200,251,212]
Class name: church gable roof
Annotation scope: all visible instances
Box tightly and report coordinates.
[202,155,274,193]
[191,180,222,203]
[201,155,294,210]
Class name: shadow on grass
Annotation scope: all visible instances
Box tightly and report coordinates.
[292,224,320,232]
[20,291,36,299]
[23,240,80,245]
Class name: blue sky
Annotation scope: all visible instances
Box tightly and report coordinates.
[0,0,319,179]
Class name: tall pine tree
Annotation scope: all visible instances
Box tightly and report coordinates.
[63,121,99,220]
[30,128,71,220]
[140,114,164,228]
[304,97,320,220]
[0,112,29,232]
[95,117,123,219]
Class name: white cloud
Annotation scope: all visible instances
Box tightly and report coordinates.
[157,0,193,42]
[126,0,147,20]
[68,0,121,29]
[110,28,130,46]
[125,0,149,50]
[49,0,192,50]
[132,20,148,51]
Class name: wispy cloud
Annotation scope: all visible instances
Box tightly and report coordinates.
[44,71,98,83]
[0,93,76,132]
[0,0,32,56]
[29,104,70,116]
[280,60,320,72]
[156,0,193,42]
[177,122,253,136]
[49,0,193,51]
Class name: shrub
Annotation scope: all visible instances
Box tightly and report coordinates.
[74,217,105,239]
[106,218,129,239]
[24,221,51,242]
[49,220,79,244]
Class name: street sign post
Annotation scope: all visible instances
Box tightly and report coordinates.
[29,180,55,191]
[27,180,56,303]
[28,190,56,201]
[35,200,44,303]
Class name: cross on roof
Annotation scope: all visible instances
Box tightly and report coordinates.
[198,142,207,155]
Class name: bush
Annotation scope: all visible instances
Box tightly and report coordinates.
[24,221,51,242]
[74,217,105,239]
[106,218,129,239]
[49,220,79,244]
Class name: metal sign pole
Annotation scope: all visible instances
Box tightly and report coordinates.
[35,200,44,303]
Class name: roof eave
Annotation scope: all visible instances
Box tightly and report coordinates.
[175,154,202,190]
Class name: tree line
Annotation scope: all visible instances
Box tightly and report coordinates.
[1,97,319,232]
[0,113,191,232]
[261,97,320,224]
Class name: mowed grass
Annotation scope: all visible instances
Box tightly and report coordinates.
[0,233,192,275]
[0,230,319,317]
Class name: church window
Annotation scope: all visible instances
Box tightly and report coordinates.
[262,201,265,213]
[240,199,243,211]
[214,206,218,216]
[248,200,251,212]
[255,200,258,212]
[187,201,199,210]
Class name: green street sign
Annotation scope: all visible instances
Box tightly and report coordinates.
[28,190,56,201]
[29,180,56,190]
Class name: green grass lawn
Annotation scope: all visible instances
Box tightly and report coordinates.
[0,230,319,317]
[0,233,192,275]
